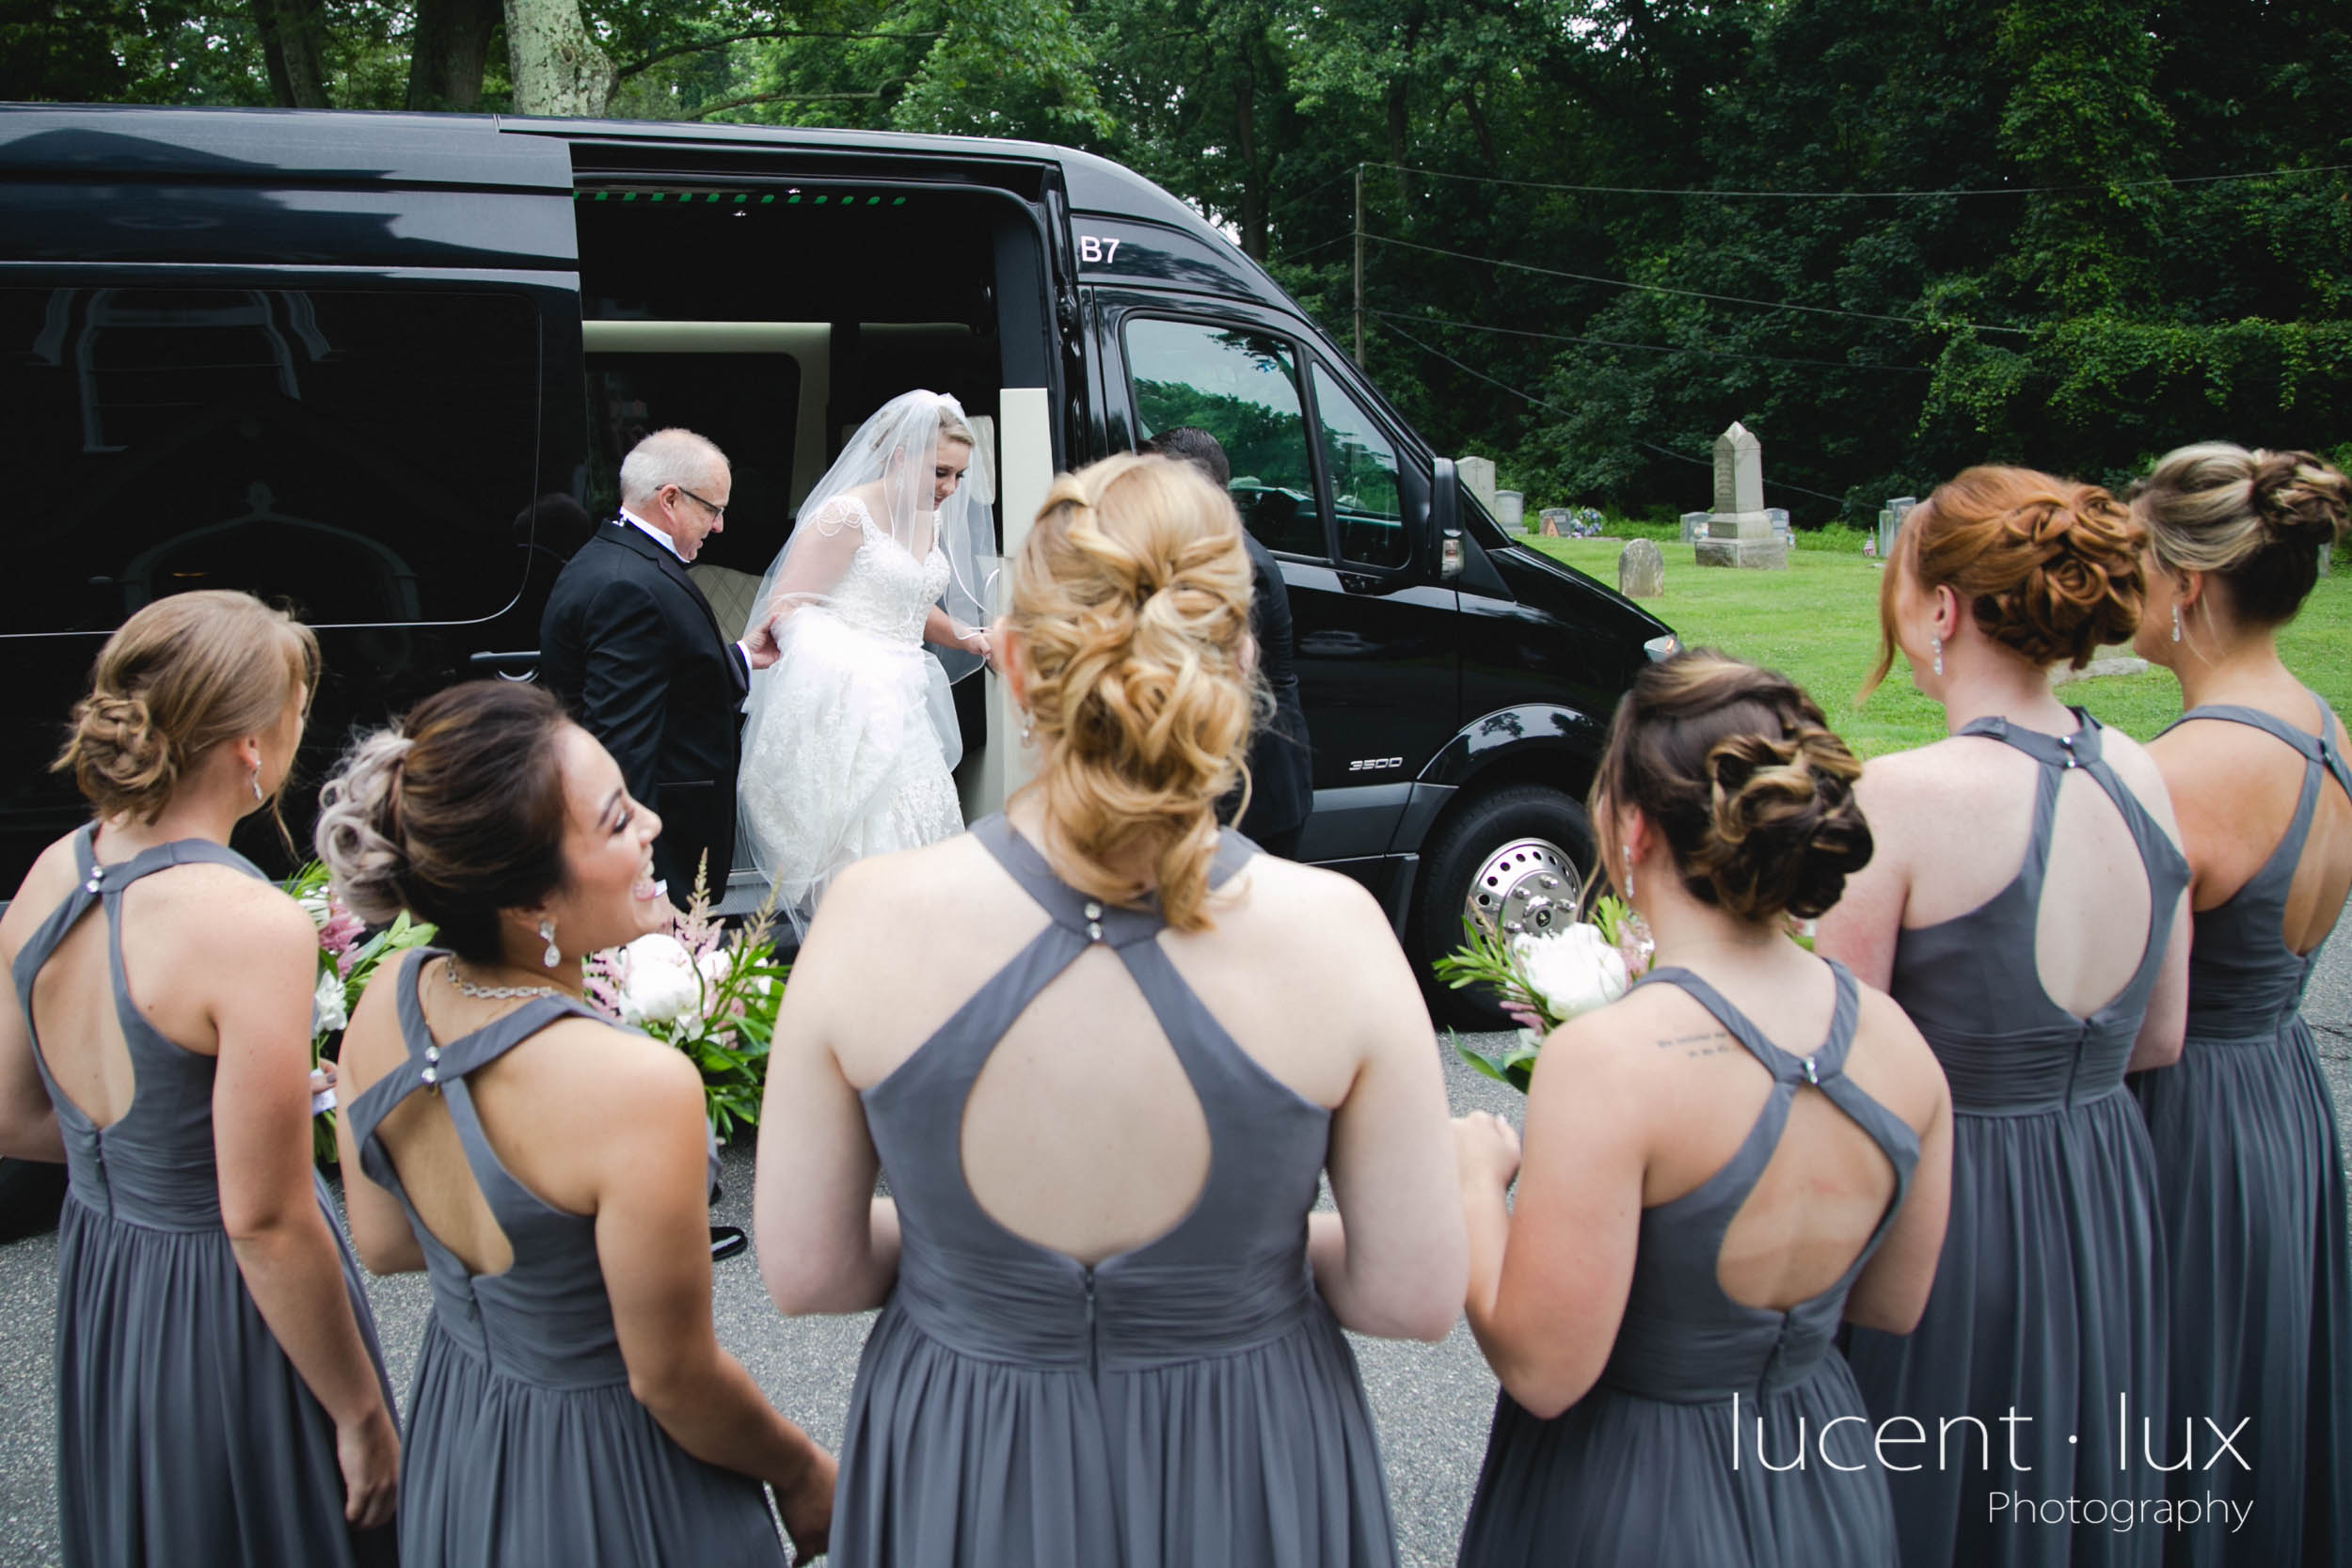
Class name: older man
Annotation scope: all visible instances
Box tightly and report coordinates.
[540,429,779,903]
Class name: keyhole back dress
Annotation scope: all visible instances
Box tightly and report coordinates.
[2129,694,2352,1567]
[1844,711,2188,1568]
[342,954,786,1567]
[1455,960,1922,1568]
[11,825,397,1567]
[830,813,1400,1568]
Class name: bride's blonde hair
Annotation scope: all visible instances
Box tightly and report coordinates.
[1009,452,1255,931]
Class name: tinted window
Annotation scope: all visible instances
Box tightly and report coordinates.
[0,286,538,633]
[582,354,803,579]
[1311,363,1407,567]
[1123,316,1325,558]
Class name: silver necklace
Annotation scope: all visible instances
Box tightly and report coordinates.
[444,959,564,1002]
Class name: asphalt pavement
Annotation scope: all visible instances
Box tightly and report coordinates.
[4,935,2349,1568]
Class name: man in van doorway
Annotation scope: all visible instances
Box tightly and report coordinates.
[1138,426,1314,858]
[540,428,780,906]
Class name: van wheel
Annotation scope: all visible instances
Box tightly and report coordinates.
[1414,784,1596,1032]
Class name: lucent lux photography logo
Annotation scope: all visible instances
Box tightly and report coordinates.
[1726,1393,2255,1534]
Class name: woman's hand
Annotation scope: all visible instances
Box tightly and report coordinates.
[959,626,994,669]
[1453,1111,1522,1192]
[777,1446,839,1561]
[336,1402,400,1529]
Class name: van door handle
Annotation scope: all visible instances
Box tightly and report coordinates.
[469,651,539,683]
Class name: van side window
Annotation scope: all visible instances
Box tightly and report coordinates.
[1310,363,1407,568]
[1122,316,1326,559]
[0,286,539,634]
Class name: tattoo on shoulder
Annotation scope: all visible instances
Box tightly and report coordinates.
[1651,1028,1735,1059]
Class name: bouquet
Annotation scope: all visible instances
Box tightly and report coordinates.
[1434,895,1653,1093]
[286,862,437,1163]
[583,858,787,1143]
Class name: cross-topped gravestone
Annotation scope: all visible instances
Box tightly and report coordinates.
[1696,421,1787,569]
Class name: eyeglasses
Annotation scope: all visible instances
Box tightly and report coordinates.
[672,485,726,522]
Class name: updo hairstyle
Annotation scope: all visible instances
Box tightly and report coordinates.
[1866,466,2144,692]
[315,682,572,964]
[1593,651,1874,925]
[53,590,319,830]
[2129,442,2349,626]
[1009,452,1255,931]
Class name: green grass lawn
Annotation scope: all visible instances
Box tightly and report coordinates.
[1527,535,2352,758]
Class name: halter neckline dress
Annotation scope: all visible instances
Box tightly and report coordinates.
[1456,959,1920,1567]
[12,824,396,1567]
[831,813,1399,1568]
[2129,694,2352,1566]
[1845,710,2187,1568]
[343,953,785,1566]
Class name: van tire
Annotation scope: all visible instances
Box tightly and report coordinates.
[1413,784,1597,1032]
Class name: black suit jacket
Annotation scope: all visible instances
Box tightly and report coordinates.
[1230,531,1314,847]
[539,523,750,898]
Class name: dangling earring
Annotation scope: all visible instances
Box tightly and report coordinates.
[1931,634,1944,678]
[247,766,264,803]
[2171,605,2183,644]
[1622,846,1635,902]
[539,919,561,968]
[1020,711,1034,745]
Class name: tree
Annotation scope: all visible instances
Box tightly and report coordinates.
[505,0,613,115]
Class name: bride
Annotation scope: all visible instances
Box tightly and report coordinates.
[738,390,994,934]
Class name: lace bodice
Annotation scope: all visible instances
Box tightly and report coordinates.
[818,497,950,643]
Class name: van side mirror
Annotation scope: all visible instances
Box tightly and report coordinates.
[1432,456,1464,581]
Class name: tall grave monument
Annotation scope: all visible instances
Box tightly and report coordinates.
[1695,421,1787,569]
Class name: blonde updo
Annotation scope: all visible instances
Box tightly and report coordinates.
[1866,466,2144,691]
[2130,442,2350,626]
[52,591,318,827]
[1594,651,1873,925]
[1009,452,1255,931]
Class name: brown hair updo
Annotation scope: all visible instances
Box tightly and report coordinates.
[1009,452,1255,931]
[1865,466,2144,692]
[314,682,572,963]
[2129,442,2350,626]
[1593,651,1873,924]
[53,590,319,829]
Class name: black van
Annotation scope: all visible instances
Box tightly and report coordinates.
[0,103,1675,1026]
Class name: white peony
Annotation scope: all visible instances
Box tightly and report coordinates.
[1515,924,1630,1022]
[310,968,348,1037]
[296,890,333,931]
[616,933,704,1027]
[696,948,732,989]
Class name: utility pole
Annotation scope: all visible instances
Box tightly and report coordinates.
[1353,164,1365,366]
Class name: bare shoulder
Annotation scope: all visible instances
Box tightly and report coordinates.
[1526,986,1686,1100]
[2094,727,2181,832]
[800,832,1002,968]
[0,832,85,947]
[1850,983,1946,1125]
[180,868,316,959]
[526,1014,704,1116]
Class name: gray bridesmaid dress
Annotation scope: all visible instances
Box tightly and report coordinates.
[343,952,784,1567]
[2129,695,2352,1567]
[832,814,1399,1568]
[1456,960,1920,1568]
[12,824,397,1567]
[1846,711,2187,1568]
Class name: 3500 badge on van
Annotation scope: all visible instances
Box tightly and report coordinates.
[1347,757,1405,773]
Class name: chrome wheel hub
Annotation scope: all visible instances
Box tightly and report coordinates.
[1465,836,1579,939]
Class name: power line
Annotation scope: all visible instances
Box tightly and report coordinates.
[1369,308,1931,374]
[1364,158,2352,200]
[1268,230,1354,264]
[1364,232,2032,335]
[1376,317,1853,508]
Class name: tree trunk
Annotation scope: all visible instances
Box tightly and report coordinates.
[408,0,501,111]
[503,0,615,118]
[254,0,330,108]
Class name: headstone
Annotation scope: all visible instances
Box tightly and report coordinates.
[1696,421,1788,569]
[1877,495,1917,559]
[1680,511,1711,544]
[1494,490,1525,532]
[1617,538,1665,598]
[1766,507,1791,544]
[1458,456,1499,514]
[2321,544,2334,578]
[1539,507,1572,536]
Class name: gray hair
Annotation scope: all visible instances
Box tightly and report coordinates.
[619,428,729,508]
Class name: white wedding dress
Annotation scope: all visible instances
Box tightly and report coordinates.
[739,495,964,933]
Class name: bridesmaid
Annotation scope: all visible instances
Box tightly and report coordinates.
[319,682,834,1566]
[0,591,399,1566]
[755,452,1466,1567]
[1819,467,2190,1568]
[1454,651,1954,1566]
[2124,443,2352,1566]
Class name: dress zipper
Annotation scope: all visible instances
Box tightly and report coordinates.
[1083,1264,1098,1376]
